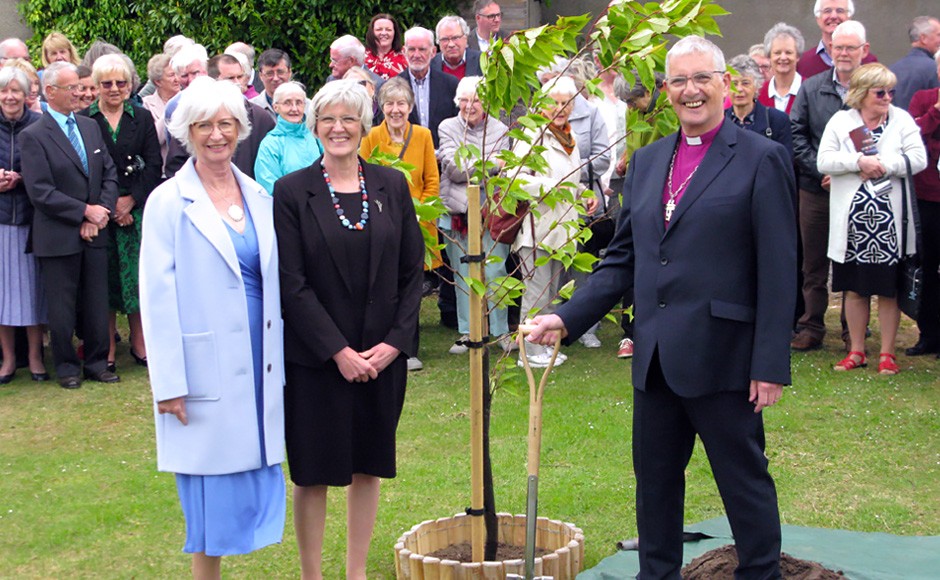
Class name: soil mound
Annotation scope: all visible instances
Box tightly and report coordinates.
[681,544,845,579]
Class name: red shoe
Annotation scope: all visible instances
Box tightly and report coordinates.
[834,351,867,371]
[878,353,900,375]
[617,338,634,358]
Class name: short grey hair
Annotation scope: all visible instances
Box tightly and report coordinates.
[909,16,940,44]
[170,44,208,74]
[273,81,306,104]
[404,27,435,46]
[377,76,414,108]
[665,35,725,77]
[166,77,251,155]
[147,53,172,82]
[0,66,30,94]
[308,79,373,135]
[331,35,366,66]
[436,15,470,44]
[225,42,256,69]
[41,61,77,93]
[813,0,855,17]
[0,38,28,60]
[764,22,806,55]
[543,75,577,98]
[163,35,194,57]
[536,56,570,83]
[727,54,764,91]
[92,53,132,84]
[454,75,482,104]
[832,20,867,44]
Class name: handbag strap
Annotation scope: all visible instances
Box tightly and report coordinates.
[899,153,919,258]
[397,124,414,160]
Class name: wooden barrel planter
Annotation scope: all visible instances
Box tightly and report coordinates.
[394,512,584,579]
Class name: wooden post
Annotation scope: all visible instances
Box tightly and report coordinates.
[467,184,486,562]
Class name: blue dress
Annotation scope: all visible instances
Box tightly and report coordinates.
[174,207,286,556]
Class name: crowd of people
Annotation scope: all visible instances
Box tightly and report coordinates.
[0,0,939,577]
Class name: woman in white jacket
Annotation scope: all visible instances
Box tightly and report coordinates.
[817,63,926,374]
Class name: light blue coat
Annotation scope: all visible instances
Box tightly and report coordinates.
[253,115,323,195]
[139,158,285,475]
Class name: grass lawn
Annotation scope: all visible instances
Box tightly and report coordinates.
[1,298,938,578]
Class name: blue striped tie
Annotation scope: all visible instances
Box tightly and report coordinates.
[66,117,88,173]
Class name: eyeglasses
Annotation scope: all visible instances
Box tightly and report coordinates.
[664,71,724,89]
[191,118,238,136]
[99,80,128,89]
[732,78,754,89]
[831,44,863,54]
[478,12,502,20]
[318,115,360,128]
[52,84,81,92]
[871,88,896,100]
[757,64,771,72]
[275,98,306,109]
[261,68,291,80]
[439,34,465,44]
[820,7,848,16]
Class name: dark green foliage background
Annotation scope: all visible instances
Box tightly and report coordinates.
[19,0,460,86]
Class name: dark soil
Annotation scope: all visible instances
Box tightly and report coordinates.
[426,541,549,562]
[681,545,845,579]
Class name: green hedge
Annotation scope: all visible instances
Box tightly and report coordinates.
[19,0,458,87]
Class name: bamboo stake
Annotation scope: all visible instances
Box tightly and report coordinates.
[467,184,485,562]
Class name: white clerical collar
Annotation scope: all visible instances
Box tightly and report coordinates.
[685,135,702,146]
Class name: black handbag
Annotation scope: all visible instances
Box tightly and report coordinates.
[897,154,922,320]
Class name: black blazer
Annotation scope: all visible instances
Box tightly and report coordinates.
[397,68,458,148]
[273,158,424,368]
[164,100,276,179]
[84,104,162,208]
[557,121,797,397]
[430,49,483,78]
[21,112,119,257]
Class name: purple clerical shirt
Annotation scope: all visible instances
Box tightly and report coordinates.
[662,121,723,226]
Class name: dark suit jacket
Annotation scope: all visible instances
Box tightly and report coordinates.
[430,49,483,78]
[21,112,119,257]
[273,158,424,368]
[397,68,458,148]
[556,122,797,397]
[797,46,877,79]
[164,100,276,179]
[83,104,162,208]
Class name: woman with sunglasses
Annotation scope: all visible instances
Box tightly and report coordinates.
[83,54,162,371]
[818,63,927,374]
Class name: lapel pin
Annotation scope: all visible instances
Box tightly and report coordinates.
[94,149,101,154]
[375,200,383,213]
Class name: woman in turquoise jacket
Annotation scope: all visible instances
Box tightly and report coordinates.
[254,81,323,194]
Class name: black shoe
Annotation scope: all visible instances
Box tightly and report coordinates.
[130,349,148,367]
[106,362,116,373]
[84,369,120,383]
[905,340,939,356]
[31,372,51,382]
[58,376,82,389]
[0,371,15,384]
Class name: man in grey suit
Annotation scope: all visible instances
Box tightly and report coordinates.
[431,15,483,80]
[21,62,120,388]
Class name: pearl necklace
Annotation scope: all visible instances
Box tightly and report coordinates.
[323,163,369,231]
[664,146,699,223]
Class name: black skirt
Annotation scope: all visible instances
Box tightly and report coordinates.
[832,184,900,298]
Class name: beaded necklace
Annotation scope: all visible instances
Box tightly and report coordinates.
[322,162,369,231]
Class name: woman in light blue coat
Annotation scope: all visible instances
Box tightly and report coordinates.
[139,77,286,578]
[253,81,323,195]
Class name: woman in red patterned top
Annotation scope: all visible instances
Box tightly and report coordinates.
[364,13,407,80]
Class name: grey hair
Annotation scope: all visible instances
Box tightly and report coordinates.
[147,53,172,82]
[0,38,28,60]
[454,75,482,104]
[436,15,471,43]
[763,22,806,55]
[813,0,855,17]
[91,53,132,84]
[163,35,194,57]
[331,35,366,66]
[543,74,577,98]
[166,77,251,155]
[225,42,255,68]
[665,35,725,76]
[41,61,77,93]
[377,76,415,108]
[404,26,435,46]
[566,56,597,92]
[832,20,867,44]
[273,81,306,103]
[170,44,208,74]
[0,66,30,94]
[537,56,570,83]
[307,79,373,135]
[727,54,764,91]
[472,0,497,14]
[909,16,940,44]
[748,44,767,58]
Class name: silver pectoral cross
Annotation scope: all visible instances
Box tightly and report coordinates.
[664,199,676,222]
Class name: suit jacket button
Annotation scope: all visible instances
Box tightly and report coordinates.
[267,363,272,372]
[660,257,668,265]
[658,301,666,308]
[266,320,272,329]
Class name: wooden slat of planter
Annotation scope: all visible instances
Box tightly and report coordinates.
[533,558,543,576]
[409,553,426,580]
[556,546,571,579]
[399,548,413,579]
[439,559,460,580]
[568,539,582,574]
[463,561,482,578]
[512,514,527,547]
[433,517,450,553]
[503,558,524,576]
[482,561,503,579]
[542,552,559,578]
[497,512,514,544]
[422,556,441,580]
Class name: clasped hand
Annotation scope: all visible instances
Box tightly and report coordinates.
[83,204,110,229]
[333,343,401,383]
[857,155,886,182]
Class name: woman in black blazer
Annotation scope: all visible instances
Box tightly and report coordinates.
[725,54,794,163]
[84,54,162,370]
[272,79,423,579]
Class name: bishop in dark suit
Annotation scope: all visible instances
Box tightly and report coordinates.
[22,62,120,388]
[527,36,796,578]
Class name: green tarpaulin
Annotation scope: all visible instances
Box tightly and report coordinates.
[577,517,940,579]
